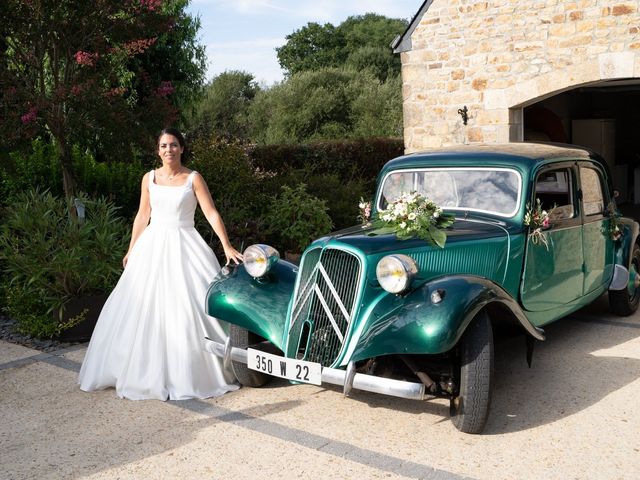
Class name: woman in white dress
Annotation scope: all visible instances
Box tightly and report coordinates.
[79,127,242,400]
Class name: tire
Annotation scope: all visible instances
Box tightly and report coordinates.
[451,311,494,434]
[609,243,640,317]
[229,324,270,387]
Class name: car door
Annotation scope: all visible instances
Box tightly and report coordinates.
[521,164,584,312]
[579,163,615,294]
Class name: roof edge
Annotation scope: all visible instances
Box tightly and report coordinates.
[391,0,434,53]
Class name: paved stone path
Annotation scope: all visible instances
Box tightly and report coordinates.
[1,296,639,479]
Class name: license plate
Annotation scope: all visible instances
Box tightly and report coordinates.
[247,348,322,385]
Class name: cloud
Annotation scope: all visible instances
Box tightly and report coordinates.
[189,0,419,84]
[279,0,416,22]
[205,37,286,85]
[191,0,415,21]
[191,0,288,14]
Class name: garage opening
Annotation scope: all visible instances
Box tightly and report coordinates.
[522,78,640,219]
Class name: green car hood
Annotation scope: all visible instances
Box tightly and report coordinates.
[309,218,519,290]
[322,218,511,255]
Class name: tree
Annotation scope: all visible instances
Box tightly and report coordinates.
[275,22,345,77]
[188,70,260,141]
[0,0,205,197]
[276,14,407,81]
[247,67,402,144]
[351,74,403,138]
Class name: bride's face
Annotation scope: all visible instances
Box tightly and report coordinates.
[157,134,184,166]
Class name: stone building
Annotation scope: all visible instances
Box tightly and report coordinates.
[392,0,640,202]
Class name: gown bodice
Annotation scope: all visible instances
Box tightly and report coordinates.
[148,170,197,229]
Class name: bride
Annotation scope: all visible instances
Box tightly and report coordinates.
[79,127,242,400]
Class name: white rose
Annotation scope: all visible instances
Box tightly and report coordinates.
[399,222,407,229]
[408,212,416,220]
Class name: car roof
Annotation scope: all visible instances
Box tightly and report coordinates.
[382,142,600,173]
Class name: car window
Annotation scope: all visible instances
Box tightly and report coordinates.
[534,168,575,221]
[580,167,605,216]
[379,168,521,217]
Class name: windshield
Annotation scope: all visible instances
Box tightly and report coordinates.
[377,168,522,217]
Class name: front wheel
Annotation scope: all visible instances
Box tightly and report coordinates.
[451,311,494,434]
[609,243,640,316]
[229,324,271,387]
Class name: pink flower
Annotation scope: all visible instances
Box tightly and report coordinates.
[122,38,157,55]
[542,216,550,228]
[156,81,175,97]
[74,51,99,66]
[140,0,162,11]
[21,107,37,124]
[106,87,127,97]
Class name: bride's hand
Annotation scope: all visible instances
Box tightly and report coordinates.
[223,245,244,265]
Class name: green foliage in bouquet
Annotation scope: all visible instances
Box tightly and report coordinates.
[370,192,455,248]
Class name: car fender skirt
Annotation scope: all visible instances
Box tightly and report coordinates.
[205,262,297,350]
[609,264,631,291]
[350,275,544,361]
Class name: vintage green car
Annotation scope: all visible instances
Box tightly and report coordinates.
[204,143,640,434]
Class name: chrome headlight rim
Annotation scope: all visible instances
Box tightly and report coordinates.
[243,244,280,278]
[376,254,419,294]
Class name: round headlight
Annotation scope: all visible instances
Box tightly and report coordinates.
[243,244,280,278]
[376,254,418,294]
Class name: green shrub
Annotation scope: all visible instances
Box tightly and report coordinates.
[248,137,404,187]
[274,169,369,231]
[190,135,270,254]
[0,189,129,338]
[0,139,64,205]
[265,184,333,253]
[73,146,147,220]
[0,138,147,220]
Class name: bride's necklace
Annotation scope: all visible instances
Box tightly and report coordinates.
[160,167,183,180]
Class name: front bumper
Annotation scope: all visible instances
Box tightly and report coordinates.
[204,337,427,401]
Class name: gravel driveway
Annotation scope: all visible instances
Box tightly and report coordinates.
[1,295,639,480]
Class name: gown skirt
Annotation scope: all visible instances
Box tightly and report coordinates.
[78,171,238,400]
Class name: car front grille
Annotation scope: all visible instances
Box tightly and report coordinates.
[288,247,362,367]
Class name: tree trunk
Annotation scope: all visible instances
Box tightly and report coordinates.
[56,134,76,199]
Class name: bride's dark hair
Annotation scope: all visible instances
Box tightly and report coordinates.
[157,127,189,164]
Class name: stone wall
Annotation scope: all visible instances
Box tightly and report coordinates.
[401,0,640,152]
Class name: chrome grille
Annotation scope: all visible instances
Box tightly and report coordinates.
[288,247,362,366]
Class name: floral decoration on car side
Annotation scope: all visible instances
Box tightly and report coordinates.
[369,192,455,248]
[607,200,623,242]
[524,198,551,249]
[358,198,371,225]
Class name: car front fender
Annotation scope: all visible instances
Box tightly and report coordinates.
[348,275,544,362]
[614,217,640,267]
[205,261,298,351]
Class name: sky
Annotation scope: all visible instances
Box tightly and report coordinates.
[186,0,421,86]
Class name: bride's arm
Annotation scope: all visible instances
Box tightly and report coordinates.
[123,173,152,268]
[192,172,243,265]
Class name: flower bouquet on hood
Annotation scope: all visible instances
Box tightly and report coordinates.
[369,192,455,248]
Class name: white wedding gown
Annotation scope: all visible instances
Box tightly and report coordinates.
[79,171,238,400]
